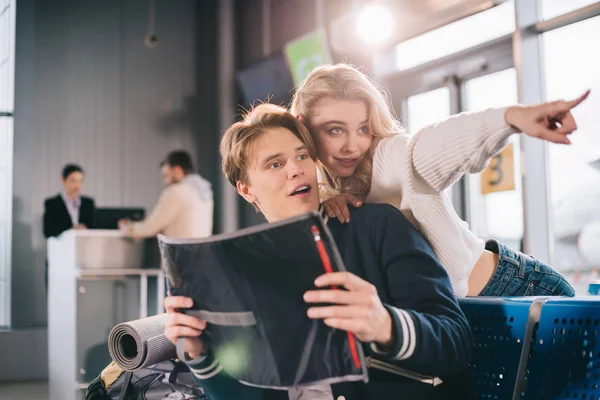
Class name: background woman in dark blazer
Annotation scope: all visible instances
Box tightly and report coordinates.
[43,163,95,238]
[43,163,95,289]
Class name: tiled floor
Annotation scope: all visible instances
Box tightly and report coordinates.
[0,381,48,400]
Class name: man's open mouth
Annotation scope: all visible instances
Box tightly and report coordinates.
[290,185,311,196]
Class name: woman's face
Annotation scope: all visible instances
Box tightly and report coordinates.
[62,171,84,198]
[308,99,373,178]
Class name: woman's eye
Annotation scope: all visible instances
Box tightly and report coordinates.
[328,127,343,135]
[359,126,370,134]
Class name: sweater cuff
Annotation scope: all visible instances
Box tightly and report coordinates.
[370,305,416,361]
[484,106,520,144]
[185,351,224,380]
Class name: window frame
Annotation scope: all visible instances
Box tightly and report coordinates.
[375,0,600,267]
[0,0,15,328]
[380,34,515,226]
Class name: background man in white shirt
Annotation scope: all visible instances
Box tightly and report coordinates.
[119,150,213,239]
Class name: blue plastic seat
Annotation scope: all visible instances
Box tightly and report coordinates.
[522,298,600,400]
[459,297,543,400]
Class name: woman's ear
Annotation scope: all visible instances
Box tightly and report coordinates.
[236,181,257,205]
[296,114,306,124]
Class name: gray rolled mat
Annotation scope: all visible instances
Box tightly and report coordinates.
[108,313,176,371]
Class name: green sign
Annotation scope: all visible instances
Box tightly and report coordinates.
[284,29,332,86]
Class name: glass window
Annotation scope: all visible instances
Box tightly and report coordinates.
[464,69,522,249]
[406,87,450,133]
[0,0,14,328]
[394,1,515,72]
[541,16,600,282]
[0,0,15,111]
[538,0,599,21]
[406,87,453,199]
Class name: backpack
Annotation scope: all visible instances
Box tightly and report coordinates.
[85,360,207,400]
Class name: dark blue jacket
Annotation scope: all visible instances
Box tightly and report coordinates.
[185,204,472,399]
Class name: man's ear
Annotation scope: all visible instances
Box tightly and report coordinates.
[236,181,258,205]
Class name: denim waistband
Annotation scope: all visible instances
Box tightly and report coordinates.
[479,239,527,295]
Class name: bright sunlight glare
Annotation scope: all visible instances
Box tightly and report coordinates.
[355,4,394,45]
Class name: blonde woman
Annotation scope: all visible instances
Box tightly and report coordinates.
[290,63,588,298]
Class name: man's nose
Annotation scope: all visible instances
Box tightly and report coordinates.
[287,160,305,179]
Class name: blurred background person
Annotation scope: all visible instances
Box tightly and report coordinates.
[118,150,213,239]
[43,163,95,238]
[42,163,95,289]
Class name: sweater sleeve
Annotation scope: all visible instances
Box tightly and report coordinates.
[184,351,265,400]
[128,185,182,238]
[369,206,472,377]
[407,106,518,193]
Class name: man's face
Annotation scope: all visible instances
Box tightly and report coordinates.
[62,171,84,198]
[237,127,320,222]
[161,164,183,186]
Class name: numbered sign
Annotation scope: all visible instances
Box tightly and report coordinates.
[480,143,516,194]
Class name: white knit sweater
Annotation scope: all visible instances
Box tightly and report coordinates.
[367,107,518,297]
[320,107,517,297]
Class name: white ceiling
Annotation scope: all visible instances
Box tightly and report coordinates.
[329,0,499,55]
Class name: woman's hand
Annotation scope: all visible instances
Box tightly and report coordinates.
[304,272,393,347]
[164,296,207,358]
[505,90,590,145]
[322,193,363,223]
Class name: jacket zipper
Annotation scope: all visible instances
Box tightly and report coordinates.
[366,357,443,386]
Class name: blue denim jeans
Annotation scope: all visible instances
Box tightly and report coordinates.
[478,240,575,297]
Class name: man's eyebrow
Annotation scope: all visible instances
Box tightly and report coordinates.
[259,152,283,165]
[258,146,307,165]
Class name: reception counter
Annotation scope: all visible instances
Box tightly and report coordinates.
[47,229,164,400]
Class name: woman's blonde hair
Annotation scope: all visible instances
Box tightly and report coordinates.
[220,103,317,187]
[289,64,403,199]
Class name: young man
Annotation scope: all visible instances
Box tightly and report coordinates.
[164,104,472,400]
[118,150,214,239]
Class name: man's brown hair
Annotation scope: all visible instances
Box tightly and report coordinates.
[220,103,317,187]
